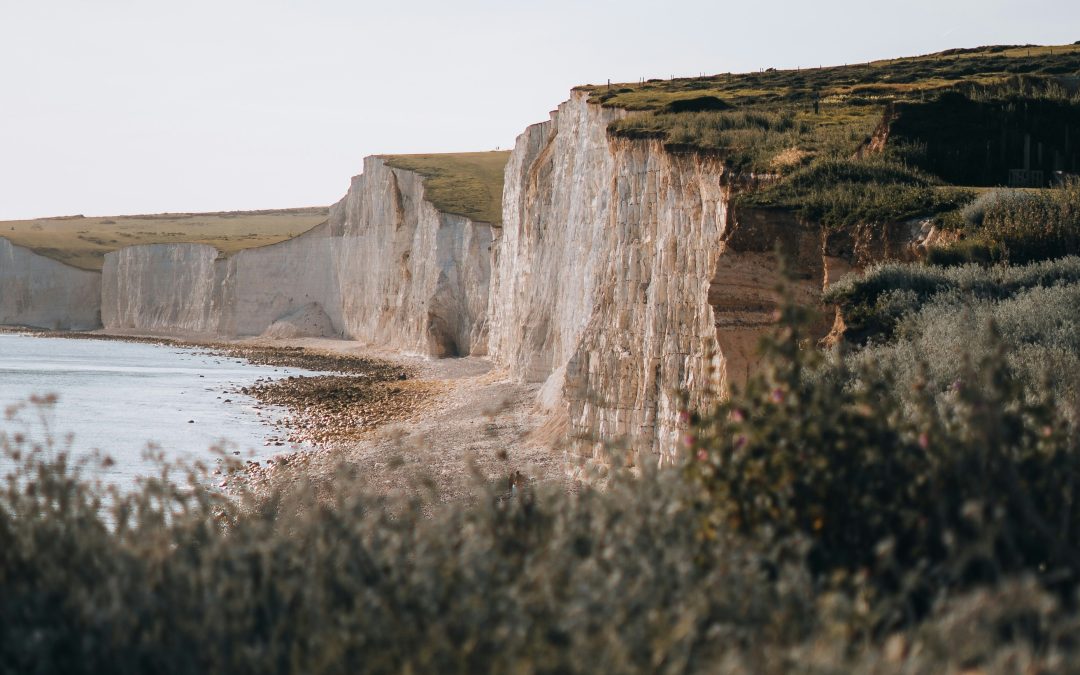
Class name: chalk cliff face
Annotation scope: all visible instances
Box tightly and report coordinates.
[101,223,347,337]
[489,92,833,462]
[221,221,346,338]
[100,158,492,355]
[333,163,492,356]
[102,243,224,334]
[0,237,101,330]
[489,92,730,460]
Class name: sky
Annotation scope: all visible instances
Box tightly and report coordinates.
[1,0,1078,220]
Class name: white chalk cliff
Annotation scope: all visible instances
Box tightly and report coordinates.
[0,237,101,330]
[100,157,493,356]
[488,93,731,460]
[4,91,902,459]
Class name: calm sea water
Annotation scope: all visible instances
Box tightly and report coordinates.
[0,333,317,487]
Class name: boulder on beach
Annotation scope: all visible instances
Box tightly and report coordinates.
[260,303,339,339]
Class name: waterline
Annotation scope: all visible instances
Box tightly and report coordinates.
[0,333,319,487]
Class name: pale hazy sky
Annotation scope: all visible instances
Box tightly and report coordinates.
[2,0,1078,220]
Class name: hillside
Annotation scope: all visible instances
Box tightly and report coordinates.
[380,151,511,224]
[0,207,329,271]
[580,43,1080,179]
[577,44,1080,265]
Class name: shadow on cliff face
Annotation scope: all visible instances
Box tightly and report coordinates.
[426,312,461,358]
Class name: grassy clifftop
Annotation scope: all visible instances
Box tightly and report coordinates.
[0,207,329,271]
[380,151,511,224]
[583,44,1080,111]
[578,43,1080,178]
[577,44,1080,262]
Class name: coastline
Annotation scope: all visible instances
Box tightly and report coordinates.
[4,325,562,500]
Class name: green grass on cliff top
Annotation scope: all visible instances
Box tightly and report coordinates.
[580,44,1080,112]
[577,43,1080,173]
[0,207,329,271]
[380,151,511,224]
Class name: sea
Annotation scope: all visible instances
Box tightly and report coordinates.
[0,333,317,488]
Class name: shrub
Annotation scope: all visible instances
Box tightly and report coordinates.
[924,238,1005,266]
[823,262,953,340]
[0,408,818,674]
[825,256,1080,341]
[978,179,1080,263]
[960,188,1031,228]
[847,279,1080,410]
[662,96,732,113]
[931,181,1080,266]
[740,158,974,230]
[686,305,1080,626]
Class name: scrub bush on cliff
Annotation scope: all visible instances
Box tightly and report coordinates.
[824,257,1080,406]
[930,179,1080,265]
[684,302,1080,614]
[979,178,1080,263]
[824,255,1080,343]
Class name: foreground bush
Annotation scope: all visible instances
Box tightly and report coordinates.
[6,300,1080,671]
[688,306,1080,623]
[1,413,819,675]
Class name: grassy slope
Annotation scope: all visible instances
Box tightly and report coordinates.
[380,151,510,224]
[577,43,1080,174]
[0,207,329,271]
[584,44,1080,111]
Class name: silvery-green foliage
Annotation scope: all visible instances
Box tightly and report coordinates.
[826,256,1080,344]
[960,188,1031,228]
[835,261,1080,407]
